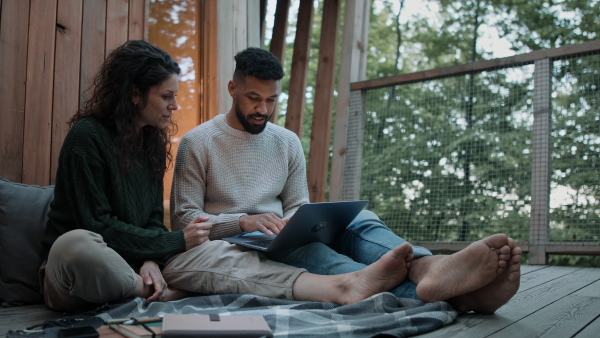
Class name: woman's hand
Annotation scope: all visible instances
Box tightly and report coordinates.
[183,216,212,250]
[139,261,168,303]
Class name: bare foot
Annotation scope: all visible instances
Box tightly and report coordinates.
[340,242,413,305]
[413,234,511,303]
[449,238,522,313]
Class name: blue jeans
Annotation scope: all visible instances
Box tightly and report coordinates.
[268,210,432,299]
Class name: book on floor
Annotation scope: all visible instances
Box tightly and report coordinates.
[162,314,272,338]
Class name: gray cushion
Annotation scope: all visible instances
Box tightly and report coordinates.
[0,177,54,305]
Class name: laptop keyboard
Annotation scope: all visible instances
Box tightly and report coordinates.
[247,239,273,249]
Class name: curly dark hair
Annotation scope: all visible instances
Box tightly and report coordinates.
[69,40,181,180]
[233,47,284,83]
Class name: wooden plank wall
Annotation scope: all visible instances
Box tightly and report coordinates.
[0,0,147,186]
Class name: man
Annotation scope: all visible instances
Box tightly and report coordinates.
[171,47,522,313]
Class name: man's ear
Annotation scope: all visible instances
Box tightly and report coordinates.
[228,80,236,98]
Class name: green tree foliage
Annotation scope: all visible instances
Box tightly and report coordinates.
[272,0,599,266]
[492,0,599,50]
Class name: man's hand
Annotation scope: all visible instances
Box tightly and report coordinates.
[239,213,290,236]
[183,216,212,250]
[139,261,167,303]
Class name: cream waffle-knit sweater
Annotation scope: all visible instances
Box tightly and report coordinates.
[170,114,310,240]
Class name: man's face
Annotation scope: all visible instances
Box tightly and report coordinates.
[228,75,279,134]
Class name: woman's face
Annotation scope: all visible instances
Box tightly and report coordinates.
[134,73,179,129]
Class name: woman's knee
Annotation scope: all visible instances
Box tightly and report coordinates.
[49,229,104,263]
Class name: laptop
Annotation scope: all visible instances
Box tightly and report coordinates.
[223,200,368,253]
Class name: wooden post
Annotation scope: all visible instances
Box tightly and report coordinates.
[284,0,314,138]
[200,0,219,122]
[341,90,366,201]
[268,0,290,123]
[247,0,261,48]
[307,0,341,202]
[269,0,289,62]
[259,0,267,47]
[216,1,251,116]
[529,58,552,265]
[329,0,370,201]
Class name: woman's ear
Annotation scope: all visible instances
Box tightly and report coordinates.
[132,87,141,107]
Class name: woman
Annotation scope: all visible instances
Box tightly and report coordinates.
[41,40,412,311]
[41,40,191,310]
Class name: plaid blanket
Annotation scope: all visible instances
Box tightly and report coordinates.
[8,292,456,338]
[102,292,456,337]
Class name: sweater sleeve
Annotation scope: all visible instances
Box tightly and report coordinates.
[58,126,186,266]
[280,133,310,219]
[145,184,168,229]
[170,134,245,238]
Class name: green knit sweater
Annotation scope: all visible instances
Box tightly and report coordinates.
[43,118,186,268]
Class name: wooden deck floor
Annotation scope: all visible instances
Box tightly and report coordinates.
[420,264,600,337]
[1,265,599,337]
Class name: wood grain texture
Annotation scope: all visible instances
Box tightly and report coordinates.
[285,0,314,137]
[269,0,289,62]
[307,0,340,203]
[418,266,600,338]
[488,283,600,337]
[0,0,30,182]
[268,0,290,123]
[128,0,146,40]
[106,0,129,55]
[80,0,106,105]
[200,0,219,122]
[22,0,58,185]
[51,0,83,184]
[1,0,143,185]
[246,0,261,48]
[574,311,600,338]
[517,265,579,292]
[330,0,369,202]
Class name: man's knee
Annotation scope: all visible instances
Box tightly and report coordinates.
[347,210,384,230]
[355,209,379,220]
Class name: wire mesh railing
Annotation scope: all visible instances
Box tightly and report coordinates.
[341,40,600,264]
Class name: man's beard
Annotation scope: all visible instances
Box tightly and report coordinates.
[235,102,272,134]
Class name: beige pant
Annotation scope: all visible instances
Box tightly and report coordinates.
[42,229,304,311]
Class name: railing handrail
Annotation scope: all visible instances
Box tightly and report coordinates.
[350,39,600,91]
